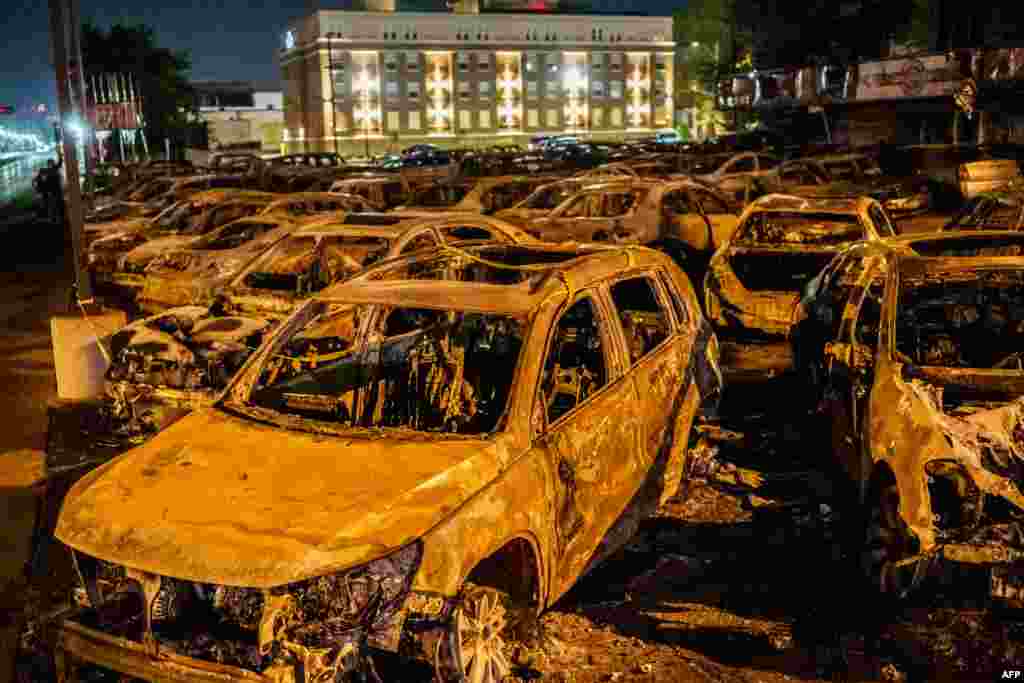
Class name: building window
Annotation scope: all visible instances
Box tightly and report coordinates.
[476,52,491,70]
[458,83,472,101]
[545,53,559,75]
[385,81,399,98]
[591,52,604,69]
[459,110,472,130]
[591,80,605,98]
[479,110,491,128]
[407,82,421,99]
[591,106,603,127]
[479,81,491,99]
[335,112,349,132]
[526,81,538,98]
[610,80,623,98]
[546,109,558,127]
[528,108,539,127]
[610,107,622,126]
[525,52,538,74]
[405,51,419,70]
[457,51,469,71]
[387,111,400,131]
[610,52,622,71]
[384,51,399,72]
[544,80,558,98]
[408,110,421,130]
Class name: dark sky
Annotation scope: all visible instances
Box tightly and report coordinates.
[1,0,674,113]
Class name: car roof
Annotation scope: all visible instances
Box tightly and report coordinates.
[897,254,1024,279]
[318,245,676,315]
[749,193,870,214]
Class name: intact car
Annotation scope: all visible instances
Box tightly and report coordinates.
[811,250,1024,599]
[704,194,896,344]
[48,245,721,682]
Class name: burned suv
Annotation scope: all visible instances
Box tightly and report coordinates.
[44,247,721,682]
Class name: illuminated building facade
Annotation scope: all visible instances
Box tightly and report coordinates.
[280,8,674,155]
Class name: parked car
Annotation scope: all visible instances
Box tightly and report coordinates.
[329,174,413,210]
[811,249,1024,599]
[704,194,896,342]
[259,191,383,218]
[88,191,280,293]
[48,245,721,682]
[524,178,739,261]
[944,186,1024,231]
[958,158,1022,199]
[494,178,595,226]
[691,151,782,205]
[136,215,302,313]
[394,176,558,216]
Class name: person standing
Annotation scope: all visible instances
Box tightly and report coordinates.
[34,156,64,223]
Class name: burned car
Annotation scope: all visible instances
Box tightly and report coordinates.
[793,230,1024,403]
[814,253,1024,599]
[46,246,722,682]
[394,176,558,216]
[944,186,1024,232]
[328,174,413,210]
[705,194,896,343]
[524,179,739,259]
[136,215,300,313]
[215,213,542,318]
[89,191,280,295]
[259,191,383,217]
[493,178,594,226]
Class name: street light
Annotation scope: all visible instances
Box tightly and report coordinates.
[691,41,700,48]
[325,32,340,156]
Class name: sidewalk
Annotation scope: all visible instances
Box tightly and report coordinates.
[0,212,75,683]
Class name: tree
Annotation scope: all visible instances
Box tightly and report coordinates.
[82,23,198,156]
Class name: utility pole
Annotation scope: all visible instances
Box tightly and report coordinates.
[48,0,91,301]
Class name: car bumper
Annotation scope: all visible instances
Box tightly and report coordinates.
[54,616,284,683]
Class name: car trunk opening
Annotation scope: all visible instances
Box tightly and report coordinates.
[727,249,838,292]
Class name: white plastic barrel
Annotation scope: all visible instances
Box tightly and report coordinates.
[50,310,128,400]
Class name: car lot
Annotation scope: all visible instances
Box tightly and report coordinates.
[4,144,1024,682]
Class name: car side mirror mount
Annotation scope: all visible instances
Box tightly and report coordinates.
[825,342,874,372]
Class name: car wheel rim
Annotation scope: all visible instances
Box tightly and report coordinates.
[455,589,512,683]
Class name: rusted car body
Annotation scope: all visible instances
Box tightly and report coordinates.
[47,246,722,682]
[394,175,558,216]
[959,158,1022,199]
[704,194,895,380]
[575,161,678,180]
[812,251,1024,599]
[89,192,281,297]
[328,174,412,210]
[137,212,539,314]
[944,187,1024,231]
[258,192,383,218]
[692,151,781,205]
[494,178,594,226]
[524,179,739,256]
[136,215,300,313]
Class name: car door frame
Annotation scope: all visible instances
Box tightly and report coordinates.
[531,286,644,598]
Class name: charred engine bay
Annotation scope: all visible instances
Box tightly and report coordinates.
[28,377,1023,683]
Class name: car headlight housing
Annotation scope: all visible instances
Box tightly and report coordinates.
[276,541,424,650]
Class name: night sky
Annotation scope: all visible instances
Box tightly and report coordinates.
[1,0,674,114]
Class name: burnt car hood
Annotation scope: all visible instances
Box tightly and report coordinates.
[122,235,198,270]
[55,408,506,587]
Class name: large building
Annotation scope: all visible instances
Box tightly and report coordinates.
[193,81,285,154]
[279,1,674,156]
